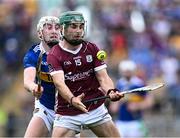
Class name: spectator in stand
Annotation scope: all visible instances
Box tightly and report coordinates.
[109,59,154,138]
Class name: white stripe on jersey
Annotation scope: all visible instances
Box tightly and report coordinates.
[94,64,107,72]
[50,70,64,76]
[33,44,40,53]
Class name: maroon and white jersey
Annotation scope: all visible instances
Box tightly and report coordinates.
[47,41,107,115]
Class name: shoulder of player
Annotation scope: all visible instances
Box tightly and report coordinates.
[27,43,40,54]
[23,44,40,65]
[82,41,99,52]
[83,40,97,47]
[24,43,39,57]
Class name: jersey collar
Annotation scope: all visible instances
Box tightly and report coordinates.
[39,42,47,54]
[59,42,83,54]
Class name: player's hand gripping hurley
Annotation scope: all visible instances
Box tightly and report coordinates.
[65,83,164,108]
[83,83,165,104]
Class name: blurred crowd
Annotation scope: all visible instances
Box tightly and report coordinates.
[0,0,180,137]
[0,0,36,93]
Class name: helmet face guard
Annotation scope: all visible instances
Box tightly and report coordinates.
[59,11,86,46]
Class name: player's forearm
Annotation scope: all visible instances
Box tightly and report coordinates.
[51,72,75,103]
[24,67,37,93]
[54,82,74,104]
[96,69,115,94]
[99,76,115,94]
[24,80,36,93]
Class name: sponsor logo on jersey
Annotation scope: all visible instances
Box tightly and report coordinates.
[64,69,93,81]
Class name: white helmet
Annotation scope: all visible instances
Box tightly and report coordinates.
[37,16,60,32]
[118,60,137,73]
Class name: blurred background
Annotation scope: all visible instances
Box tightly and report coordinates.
[0,0,180,137]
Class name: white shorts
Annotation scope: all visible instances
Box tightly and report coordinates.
[54,104,112,133]
[33,100,55,132]
[115,120,147,138]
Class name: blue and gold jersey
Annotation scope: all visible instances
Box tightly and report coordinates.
[23,43,55,110]
[116,76,147,121]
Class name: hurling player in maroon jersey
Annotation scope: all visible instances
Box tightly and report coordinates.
[47,11,124,137]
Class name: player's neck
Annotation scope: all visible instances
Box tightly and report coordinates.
[42,41,50,52]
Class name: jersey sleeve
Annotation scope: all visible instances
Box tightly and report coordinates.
[47,53,63,75]
[23,50,37,68]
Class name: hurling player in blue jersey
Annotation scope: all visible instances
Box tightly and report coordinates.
[109,60,154,138]
[23,16,60,137]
